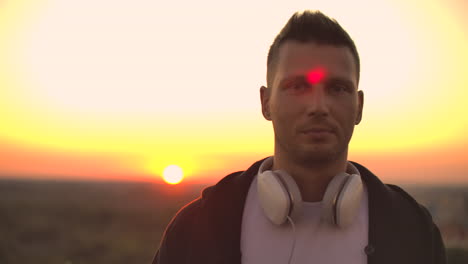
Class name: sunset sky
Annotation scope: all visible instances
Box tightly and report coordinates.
[0,0,467,185]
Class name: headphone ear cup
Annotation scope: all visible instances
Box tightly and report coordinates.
[275,170,303,220]
[257,170,302,225]
[321,173,350,226]
[335,174,363,228]
[257,171,291,225]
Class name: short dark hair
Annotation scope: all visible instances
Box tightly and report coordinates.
[266,10,360,87]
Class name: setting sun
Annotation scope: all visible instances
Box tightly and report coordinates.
[162,165,184,185]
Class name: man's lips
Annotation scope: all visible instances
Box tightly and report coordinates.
[301,127,335,134]
[300,127,335,137]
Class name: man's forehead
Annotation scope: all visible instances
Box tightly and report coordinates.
[274,41,357,84]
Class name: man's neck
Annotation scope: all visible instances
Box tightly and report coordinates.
[272,151,348,202]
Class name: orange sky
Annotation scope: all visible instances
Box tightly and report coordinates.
[0,0,467,185]
[1,138,466,185]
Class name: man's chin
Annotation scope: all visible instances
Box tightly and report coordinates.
[295,145,342,165]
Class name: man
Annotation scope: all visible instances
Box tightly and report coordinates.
[153,10,446,264]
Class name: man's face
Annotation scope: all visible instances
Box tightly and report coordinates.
[261,41,363,165]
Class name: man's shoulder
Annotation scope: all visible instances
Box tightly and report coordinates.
[352,161,446,263]
[386,184,420,207]
[161,158,266,235]
[166,170,246,227]
[351,161,434,221]
[385,183,436,225]
[154,166,260,263]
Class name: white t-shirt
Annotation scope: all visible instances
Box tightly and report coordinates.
[240,173,369,264]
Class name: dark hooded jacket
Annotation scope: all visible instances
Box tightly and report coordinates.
[153,158,446,264]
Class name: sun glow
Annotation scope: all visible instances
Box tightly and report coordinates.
[162,165,184,185]
[0,0,466,184]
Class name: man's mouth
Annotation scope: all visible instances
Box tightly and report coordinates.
[300,127,335,137]
[301,127,334,133]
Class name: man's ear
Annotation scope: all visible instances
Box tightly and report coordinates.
[260,86,271,121]
[356,90,364,125]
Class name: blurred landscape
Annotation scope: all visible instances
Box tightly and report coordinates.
[0,179,467,264]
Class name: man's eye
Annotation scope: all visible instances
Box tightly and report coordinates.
[328,84,349,94]
[288,83,308,91]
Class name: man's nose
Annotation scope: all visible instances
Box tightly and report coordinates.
[305,85,329,117]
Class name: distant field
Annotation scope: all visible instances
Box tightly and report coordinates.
[0,179,467,264]
[0,179,203,264]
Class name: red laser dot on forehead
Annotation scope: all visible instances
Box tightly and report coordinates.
[307,68,326,84]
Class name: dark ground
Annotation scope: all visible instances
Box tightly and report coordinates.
[0,179,467,264]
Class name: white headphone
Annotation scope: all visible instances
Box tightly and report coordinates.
[257,156,363,228]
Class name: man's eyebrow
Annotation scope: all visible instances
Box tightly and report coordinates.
[325,77,357,89]
[277,75,357,89]
[278,75,306,87]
